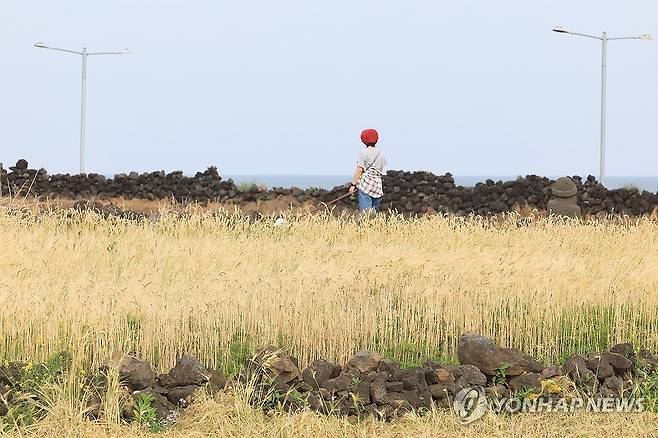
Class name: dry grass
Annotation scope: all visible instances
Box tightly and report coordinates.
[4,395,658,438]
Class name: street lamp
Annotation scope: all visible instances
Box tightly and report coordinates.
[552,26,652,186]
[34,42,132,174]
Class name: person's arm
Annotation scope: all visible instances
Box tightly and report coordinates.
[350,166,364,193]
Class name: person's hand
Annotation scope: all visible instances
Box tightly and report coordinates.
[349,184,356,194]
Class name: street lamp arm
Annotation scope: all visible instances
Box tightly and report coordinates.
[34,44,83,55]
[87,50,133,56]
[607,36,649,41]
[567,32,603,41]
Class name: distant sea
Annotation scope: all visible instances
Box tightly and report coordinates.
[223,174,658,193]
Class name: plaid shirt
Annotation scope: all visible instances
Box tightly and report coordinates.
[358,167,383,198]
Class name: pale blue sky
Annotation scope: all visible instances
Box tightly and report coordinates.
[1,1,656,177]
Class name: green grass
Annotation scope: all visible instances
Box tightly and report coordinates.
[621,183,641,192]
[235,182,267,193]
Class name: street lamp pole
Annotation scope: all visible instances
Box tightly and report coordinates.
[600,32,607,186]
[552,27,652,186]
[80,48,87,174]
[34,43,131,174]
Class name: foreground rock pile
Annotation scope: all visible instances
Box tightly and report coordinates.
[241,334,658,421]
[117,354,226,420]
[2,333,658,424]
[2,159,656,216]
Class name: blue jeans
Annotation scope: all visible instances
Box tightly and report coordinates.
[357,189,382,212]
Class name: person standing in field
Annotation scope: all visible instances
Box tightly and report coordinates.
[349,129,387,212]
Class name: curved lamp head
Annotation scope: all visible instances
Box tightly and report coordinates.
[553,26,571,34]
[639,34,653,41]
[34,42,47,48]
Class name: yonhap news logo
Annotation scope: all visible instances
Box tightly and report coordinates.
[453,387,488,424]
[453,386,644,424]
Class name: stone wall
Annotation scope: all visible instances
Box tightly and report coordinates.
[2,159,656,216]
[3,333,656,425]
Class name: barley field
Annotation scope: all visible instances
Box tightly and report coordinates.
[1,206,657,436]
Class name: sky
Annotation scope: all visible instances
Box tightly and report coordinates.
[1,1,656,177]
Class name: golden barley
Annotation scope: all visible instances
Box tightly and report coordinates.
[1,208,656,374]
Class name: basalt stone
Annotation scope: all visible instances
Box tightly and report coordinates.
[344,350,382,375]
[85,393,102,419]
[318,387,331,401]
[157,373,177,389]
[540,365,563,379]
[424,368,439,385]
[601,351,632,372]
[485,384,510,399]
[253,346,302,384]
[377,359,401,380]
[564,355,596,390]
[508,373,541,392]
[425,367,454,385]
[458,333,529,377]
[0,384,8,416]
[387,392,409,410]
[167,385,199,406]
[457,365,487,387]
[15,159,28,170]
[370,380,388,405]
[208,369,226,393]
[418,389,432,410]
[401,390,422,410]
[399,368,428,391]
[385,381,404,393]
[307,393,322,411]
[585,353,615,380]
[564,355,587,377]
[169,355,211,387]
[363,371,390,383]
[303,359,341,389]
[601,376,625,397]
[274,381,290,393]
[0,363,23,386]
[132,388,175,420]
[357,381,371,405]
[429,383,453,400]
[363,403,382,419]
[118,356,155,390]
[322,374,351,394]
[443,365,462,379]
[597,387,619,400]
[524,356,546,374]
[609,343,635,359]
[373,403,396,421]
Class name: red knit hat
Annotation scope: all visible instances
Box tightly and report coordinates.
[360,129,379,146]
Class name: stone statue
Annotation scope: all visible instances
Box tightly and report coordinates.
[547,177,582,219]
